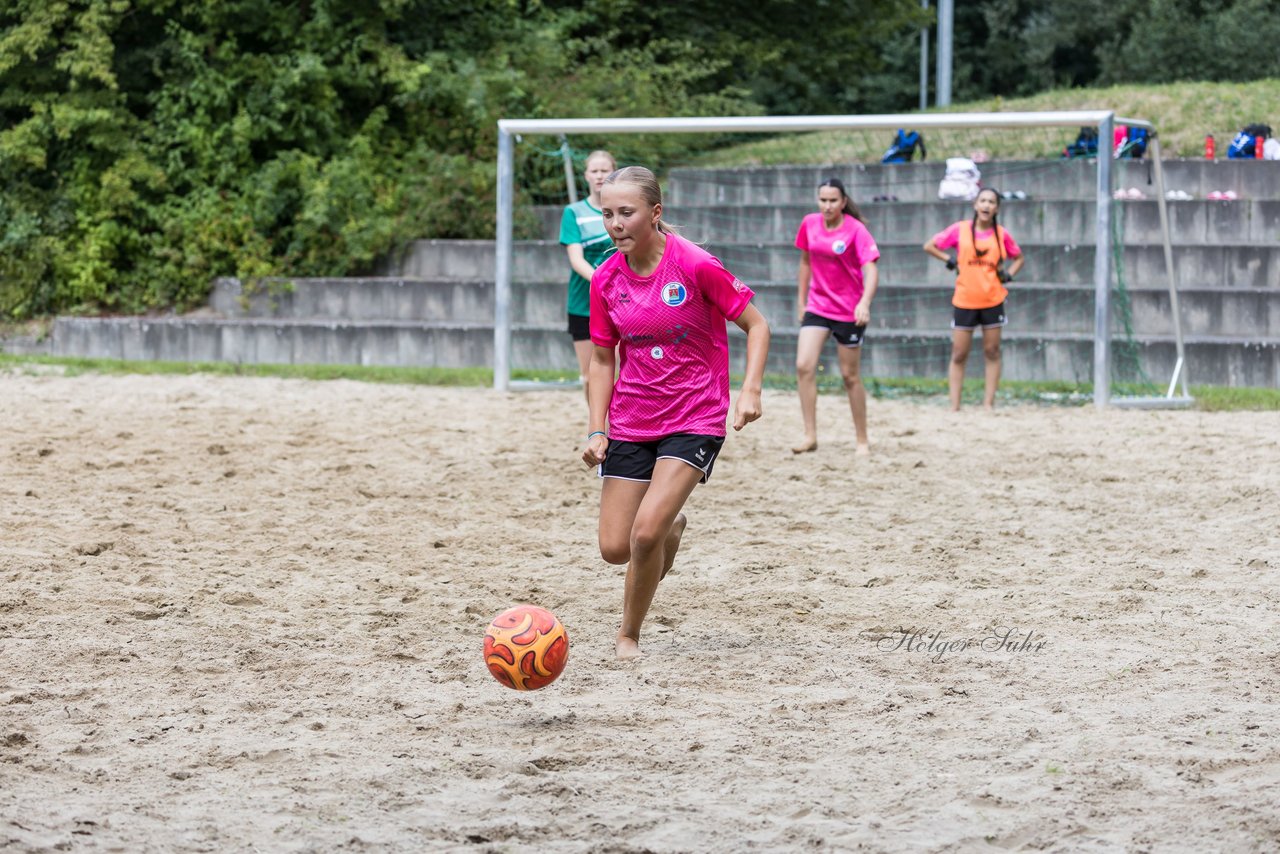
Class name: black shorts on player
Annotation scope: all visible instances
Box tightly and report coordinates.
[800,311,866,347]
[567,313,591,342]
[599,433,725,484]
[952,302,1007,330]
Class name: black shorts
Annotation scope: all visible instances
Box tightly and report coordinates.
[952,302,1008,330]
[801,311,866,347]
[567,313,591,342]
[599,433,726,484]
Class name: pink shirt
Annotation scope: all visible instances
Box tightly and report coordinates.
[794,213,881,321]
[931,222,1022,257]
[589,233,755,441]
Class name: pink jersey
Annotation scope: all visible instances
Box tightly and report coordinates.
[931,221,1022,258]
[794,213,880,321]
[589,233,755,441]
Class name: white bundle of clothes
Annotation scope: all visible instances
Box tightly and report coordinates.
[938,157,982,200]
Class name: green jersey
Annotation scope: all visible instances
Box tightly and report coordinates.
[559,199,614,317]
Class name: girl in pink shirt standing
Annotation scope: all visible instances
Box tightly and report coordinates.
[793,178,880,455]
[581,166,771,660]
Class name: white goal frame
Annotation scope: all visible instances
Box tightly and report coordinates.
[493,112,1189,408]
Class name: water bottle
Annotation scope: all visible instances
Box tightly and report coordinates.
[1256,135,1265,159]
[1205,135,1215,160]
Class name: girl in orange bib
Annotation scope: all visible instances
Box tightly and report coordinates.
[923,188,1025,410]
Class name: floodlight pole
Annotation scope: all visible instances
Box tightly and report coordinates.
[936,0,953,106]
[920,0,930,111]
[494,128,515,392]
[1093,113,1114,409]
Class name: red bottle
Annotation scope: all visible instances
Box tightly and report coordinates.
[1257,134,1266,159]
[1205,135,1215,160]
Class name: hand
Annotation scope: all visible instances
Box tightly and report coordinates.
[854,301,871,325]
[945,257,958,271]
[732,388,762,431]
[997,267,1011,284]
[582,433,608,467]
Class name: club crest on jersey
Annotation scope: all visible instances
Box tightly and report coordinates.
[832,239,848,255]
[661,282,687,307]
[650,346,664,359]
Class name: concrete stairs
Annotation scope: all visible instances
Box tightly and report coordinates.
[42,160,1280,386]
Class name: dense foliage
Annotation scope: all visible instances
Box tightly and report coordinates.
[1,0,1275,317]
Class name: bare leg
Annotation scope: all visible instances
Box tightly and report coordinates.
[597,478,648,567]
[573,338,593,403]
[949,328,974,412]
[981,325,1002,410]
[837,344,870,455]
[794,326,830,453]
[615,460,703,660]
[661,513,687,580]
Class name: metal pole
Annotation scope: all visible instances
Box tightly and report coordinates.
[559,135,577,204]
[936,0,953,106]
[919,0,930,111]
[494,129,514,392]
[1093,113,1114,409]
[1148,135,1188,397]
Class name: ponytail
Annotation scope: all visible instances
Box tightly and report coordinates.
[819,177,864,223]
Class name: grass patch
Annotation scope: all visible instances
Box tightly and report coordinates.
[693,79,1280,165]
[1189,384,1280,411]
[0,354,569,387]
[4,354,1277,410]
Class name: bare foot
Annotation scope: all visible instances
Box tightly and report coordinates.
[791,438,818,454]
[616,636,644,660]
[661,513,687,581]
[855,443,871,457]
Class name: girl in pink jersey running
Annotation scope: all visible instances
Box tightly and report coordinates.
[793,178,880,455]
[581,166,771,660]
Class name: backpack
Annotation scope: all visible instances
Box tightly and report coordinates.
[1228,123,1273,159]
[938,157,981,201]
[1116,126,1149,159]
[882,129,927,163]
[1062,126,1098,159]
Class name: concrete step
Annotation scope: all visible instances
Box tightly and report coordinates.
[746,283,1280,340]
[388,239,1280,290]
[708,241,1279,290]
[676,200,1280,246]
[665,160,1280,206]
[50,317,494,368]
[213,277,564,326]
[48,315,1278,387]
[534,200,1280,246]
[205,275,1280,340]
[725,329,1279,388]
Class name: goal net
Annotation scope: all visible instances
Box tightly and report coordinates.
[493,112,1189,408]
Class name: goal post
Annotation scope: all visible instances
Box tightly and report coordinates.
[493,111,1188,408]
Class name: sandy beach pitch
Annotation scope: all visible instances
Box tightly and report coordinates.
[2,372,1278,852]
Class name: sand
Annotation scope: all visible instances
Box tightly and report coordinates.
[1,372,1278,852]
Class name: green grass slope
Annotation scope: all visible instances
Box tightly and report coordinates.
[696,79,1280,165]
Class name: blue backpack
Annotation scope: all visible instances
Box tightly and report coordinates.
[1062,126,1098,159]
[1119,126,1149,159]
[881,129,926,163]
[1228,123,1272,159]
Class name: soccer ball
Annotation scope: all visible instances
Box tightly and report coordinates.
[483,604,569,690]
